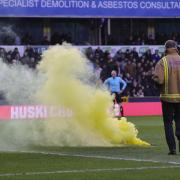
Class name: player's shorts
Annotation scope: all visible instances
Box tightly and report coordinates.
[111,92,122,104]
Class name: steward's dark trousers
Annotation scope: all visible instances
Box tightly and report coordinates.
[161,101,180,151]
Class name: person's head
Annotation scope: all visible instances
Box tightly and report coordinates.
[0,48,4,54]
[164,40,178,54]
[14,47,18,52]
[146,84,150,88]
[132,58,136,63]
[6,54,11,60]
[107,54,112,60]
[111,70,117,78]
[130,53,133,58]
[141,57,145,63]
[15,53,20,60]
[126,73,130,78]
[147,49,151,54]
[137,62,142,68]
[24,51,28,57]
[117,49,121,54]
[142,72,146,76]
[126,49,130,54]
[12,59,17,64]
[30,57,35,63]
[150,62,153,66]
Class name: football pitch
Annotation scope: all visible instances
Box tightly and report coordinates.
[1,116,180,180]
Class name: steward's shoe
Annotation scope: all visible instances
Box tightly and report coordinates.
[168,150,176,155]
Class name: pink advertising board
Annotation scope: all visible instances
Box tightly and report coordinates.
[0,103,162,120]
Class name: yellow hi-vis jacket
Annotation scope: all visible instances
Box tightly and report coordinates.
[153,53,180,102]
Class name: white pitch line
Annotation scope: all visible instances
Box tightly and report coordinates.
[0,166,180,177]
[22,150,180,165]
[3,150,180,165]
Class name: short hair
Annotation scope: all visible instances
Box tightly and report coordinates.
[165,40,178,50]
[111,70,117,74]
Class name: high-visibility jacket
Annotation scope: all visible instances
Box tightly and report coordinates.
[153,53,180,102]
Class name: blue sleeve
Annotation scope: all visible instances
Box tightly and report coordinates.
[104,78,110,86]
[119,78,127,91]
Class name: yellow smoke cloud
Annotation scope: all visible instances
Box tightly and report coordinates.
[37,44,150,147]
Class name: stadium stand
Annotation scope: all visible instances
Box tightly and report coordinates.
[0,45,161,97]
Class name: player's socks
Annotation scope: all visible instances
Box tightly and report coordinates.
[120,105,124,117]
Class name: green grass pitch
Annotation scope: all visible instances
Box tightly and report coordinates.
[1,116,180,180]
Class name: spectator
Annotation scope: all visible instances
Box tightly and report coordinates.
[25,45,35,57]
[137,89,144,97]
[0,48,6,61]
[144,85,153,96]
[132,47,139,59]
[124,60,136,77]
[21,51,30,65]
[11,47,20,60]
[100,64,109,82]
[152,49,161,62]
[94,64,102,79]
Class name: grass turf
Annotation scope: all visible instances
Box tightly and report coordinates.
[1,116,180,180]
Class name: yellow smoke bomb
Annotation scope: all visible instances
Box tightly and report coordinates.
[36,44,150,147]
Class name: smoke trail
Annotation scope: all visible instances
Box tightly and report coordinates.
[0,26,17,44]
[0,60,44,104]
[36,44,150,146]
[0,59,45,150]
[0,44,150,150]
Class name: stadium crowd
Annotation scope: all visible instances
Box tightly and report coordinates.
[0,46,41,68]
[0,45,161,97]
[85,47,161,97]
